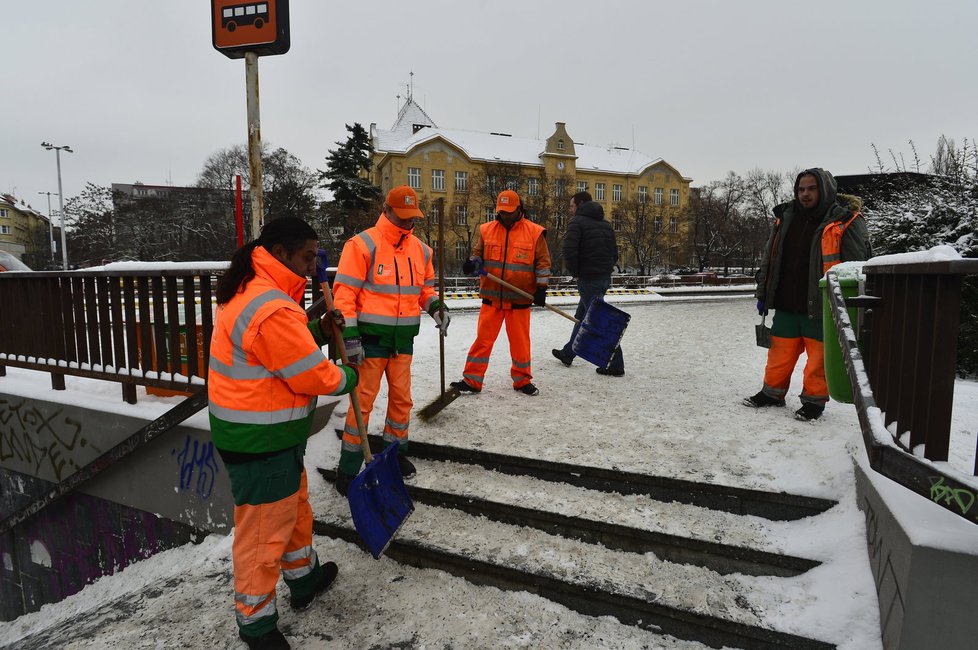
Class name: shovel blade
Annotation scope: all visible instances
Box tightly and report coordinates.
[348,443,414,559]
[572,298,631,369]
[416,387,462,422]
[755,323,772,348]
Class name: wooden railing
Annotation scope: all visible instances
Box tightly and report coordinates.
[826,258,978,525]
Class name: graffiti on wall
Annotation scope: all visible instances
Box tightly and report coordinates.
[929,476,977,521]
[172,435,220,500]
[0,397,102,481]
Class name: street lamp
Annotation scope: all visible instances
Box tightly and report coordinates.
[37,191,59,264]
[41,142,73,270]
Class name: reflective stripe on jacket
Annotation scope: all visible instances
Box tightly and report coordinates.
[208,246,351,454]
[333,214,439,353]
[475,216,551,308]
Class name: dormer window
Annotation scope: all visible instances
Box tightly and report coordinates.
[412,124,427,133]
[557,139,565,150]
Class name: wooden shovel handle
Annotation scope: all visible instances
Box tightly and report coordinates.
[317,277,372,464]
[482,271,579,324]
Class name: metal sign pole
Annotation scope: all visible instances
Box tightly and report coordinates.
[245,51,264,241]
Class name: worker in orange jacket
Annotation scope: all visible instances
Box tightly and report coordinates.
[333,186,449,493]
[451,190,552,396]
[209,217,358,650]
[745,168,871,421]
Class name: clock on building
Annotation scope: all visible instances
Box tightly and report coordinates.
[557,162,565,170]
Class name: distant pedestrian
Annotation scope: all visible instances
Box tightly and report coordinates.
[332,186,449,492]
[744,168,871,421]
[451,190,552,396]
[208,217,358,650]
[552,191,624,376]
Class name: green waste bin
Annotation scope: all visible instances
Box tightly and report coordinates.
[819,275,860,404]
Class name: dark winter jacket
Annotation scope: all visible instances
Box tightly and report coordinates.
[562,201,618,279]
[756,168,872,320]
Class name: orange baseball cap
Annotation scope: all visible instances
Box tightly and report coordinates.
[386,185,424,219]
[495,190,521,213]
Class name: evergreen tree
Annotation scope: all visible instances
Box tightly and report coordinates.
[319,123,382,213]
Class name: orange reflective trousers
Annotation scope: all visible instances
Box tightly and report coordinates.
[342,353,414,451]
[229,447,318,636]
[762,311,828,406]
[461,304,533,390]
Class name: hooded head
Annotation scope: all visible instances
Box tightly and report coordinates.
[575,200,605,221]
[793,168,838,216]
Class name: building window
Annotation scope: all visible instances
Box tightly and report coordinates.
[505,178,519,191]
[654,188,663,205]
[408,167,421,189]
[612,184,622,202]
[554,180,566,197]
[576,181,587,194]
[455,205,468,225]
[455,240,468,261]
[638,186,648,204]
[654,217,662,233]
[486,175,497,194]
[670,217,679,233]
[0,209,8,218]
[595,183,605,201]
[527,178,540,196]
[484,207,495,222]
[430,203,440,224]
[0,225,10,235]
[455,171,468,192]
[557,139,565,150]
[671,189,680,206]
[555,214,565,230]
[432,169,445,191]
[612,212,622,232]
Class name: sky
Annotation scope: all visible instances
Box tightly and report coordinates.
[1,284,976,648]
[4,0,978,217]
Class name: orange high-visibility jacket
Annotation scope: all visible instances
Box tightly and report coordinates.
[208,246,353,454]
[333,215,439,353]
[474,216,551,308]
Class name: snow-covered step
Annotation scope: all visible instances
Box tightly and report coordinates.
[317,466,819,578]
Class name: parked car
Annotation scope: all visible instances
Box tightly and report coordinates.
[0,251,32,272]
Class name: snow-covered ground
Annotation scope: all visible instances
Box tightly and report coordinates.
[1,293,976,649]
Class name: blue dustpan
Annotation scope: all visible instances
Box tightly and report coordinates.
[347,442,414,559]
[572,298,631,369]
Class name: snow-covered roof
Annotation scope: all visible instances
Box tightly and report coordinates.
[374,100,671,176]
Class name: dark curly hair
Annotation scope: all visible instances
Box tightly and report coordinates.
[215,217,317,304]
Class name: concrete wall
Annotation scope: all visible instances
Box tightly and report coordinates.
[853,442,978,649]
[0,391,338,620]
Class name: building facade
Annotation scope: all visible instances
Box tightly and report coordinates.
[369,99,693,274]
[0,194,55,269]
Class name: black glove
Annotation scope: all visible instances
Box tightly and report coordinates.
[756,300,768,316]
[462,256,483,277]
[533,286,547,307]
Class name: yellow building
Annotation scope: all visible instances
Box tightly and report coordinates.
[0,194,54,270]
[370,98,693,273]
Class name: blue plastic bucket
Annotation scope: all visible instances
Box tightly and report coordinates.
[571,298,630,369]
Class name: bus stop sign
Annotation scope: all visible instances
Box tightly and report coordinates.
[212,0,290,58]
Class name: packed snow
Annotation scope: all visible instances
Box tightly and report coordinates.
[1,293,976,649]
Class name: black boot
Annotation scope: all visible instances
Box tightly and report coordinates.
[291,561,339,611]
[742,391,785,408]
[239,628,290,650]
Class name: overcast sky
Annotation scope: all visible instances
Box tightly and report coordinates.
[4,0,977,215]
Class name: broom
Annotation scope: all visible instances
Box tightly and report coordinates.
[417,198,461,421]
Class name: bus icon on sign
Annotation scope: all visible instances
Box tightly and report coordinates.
[221,3,269,32]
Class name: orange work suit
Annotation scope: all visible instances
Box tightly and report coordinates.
[333,214,440,475]
[208,245,354,637]
[461,214,551,390]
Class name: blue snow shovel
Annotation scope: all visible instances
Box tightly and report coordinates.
[571,297,631,370]
[317,252,414,559]
[482,271,629,369]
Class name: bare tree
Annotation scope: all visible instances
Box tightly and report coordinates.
[689,172,748,272]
